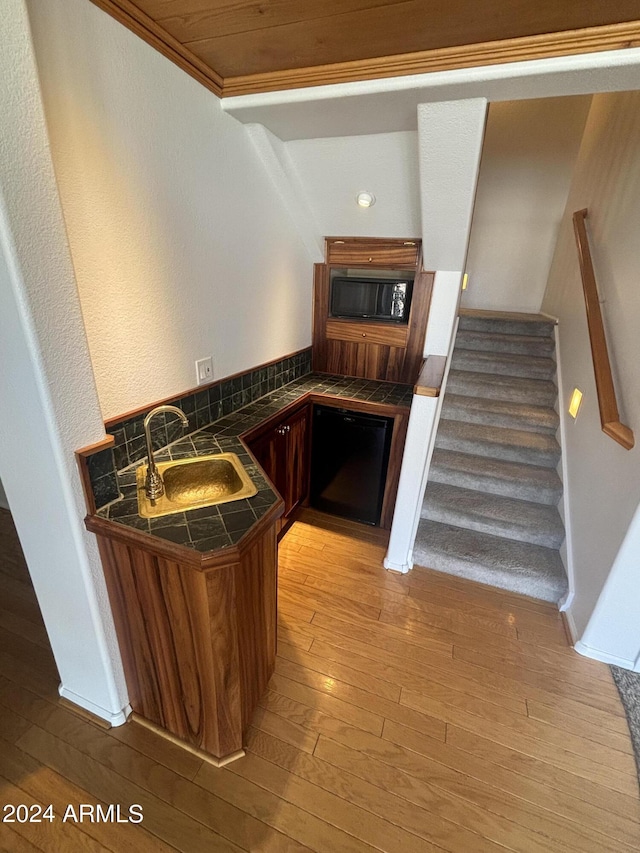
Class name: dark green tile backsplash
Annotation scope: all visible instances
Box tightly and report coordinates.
[88,349,312,509]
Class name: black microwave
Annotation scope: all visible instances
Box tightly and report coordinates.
[330,276,413,324]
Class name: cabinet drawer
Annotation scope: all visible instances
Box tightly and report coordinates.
[326,319,408,347]
[326,239,419,267]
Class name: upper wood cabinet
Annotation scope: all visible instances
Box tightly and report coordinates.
[313,238,433,384]
[326,237,419,267]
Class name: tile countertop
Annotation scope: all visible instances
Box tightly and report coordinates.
[96,374,413,553]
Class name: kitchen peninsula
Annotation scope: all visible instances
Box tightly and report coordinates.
[79,365,412,766]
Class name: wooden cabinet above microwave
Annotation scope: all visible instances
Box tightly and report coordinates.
[313,237,433,384]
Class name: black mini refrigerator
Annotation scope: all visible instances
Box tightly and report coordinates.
[310,405,393,526]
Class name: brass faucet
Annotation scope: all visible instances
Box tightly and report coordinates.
[143,405,189,500]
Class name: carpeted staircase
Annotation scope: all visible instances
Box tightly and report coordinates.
[413,310,568,603]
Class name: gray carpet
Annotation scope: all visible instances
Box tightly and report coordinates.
[611,666,640,782]
[414,311,568,603]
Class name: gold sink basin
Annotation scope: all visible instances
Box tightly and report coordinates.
[136,453,257,519]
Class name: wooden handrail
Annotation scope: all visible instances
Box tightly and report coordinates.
[572,209,634,450]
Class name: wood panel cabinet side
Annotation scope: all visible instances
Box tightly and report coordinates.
[402,265,435,383]
[234,525,278,731]
[312,263,329,372]
[380,411,410,529]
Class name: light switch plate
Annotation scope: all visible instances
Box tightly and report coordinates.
[196,357,213,385]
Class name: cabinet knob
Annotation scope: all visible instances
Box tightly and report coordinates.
[362,333,366,337]
[368,257,373,262]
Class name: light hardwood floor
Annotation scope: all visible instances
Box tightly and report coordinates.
[0,506,638,852]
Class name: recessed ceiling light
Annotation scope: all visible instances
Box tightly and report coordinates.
[356,191,376,208]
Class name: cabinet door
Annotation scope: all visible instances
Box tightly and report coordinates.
[281,405,309,517]
[248,428,279,492]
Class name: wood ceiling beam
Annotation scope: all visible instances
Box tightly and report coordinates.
[87,3,640,99]
[222,20,640,96]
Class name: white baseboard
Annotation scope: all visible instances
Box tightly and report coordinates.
[573,641,638,671]
[558,589,574,613]
[58,685,131,727]
[561,605,578,643]
[383,555,412,574]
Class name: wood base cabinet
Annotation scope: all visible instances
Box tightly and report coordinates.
[90,516,279,765]
[246,404,310,534]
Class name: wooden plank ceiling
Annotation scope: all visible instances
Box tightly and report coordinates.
[90,1,640,96]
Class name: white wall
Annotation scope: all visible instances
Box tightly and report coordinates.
[285,131,421,240]
[0,0,128,723]
[463,96,591,312]
[418,99,487,270]
[27,0,314,421]
[542,91,640,658]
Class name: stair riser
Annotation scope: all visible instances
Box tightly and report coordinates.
[455,334,555,358]
[451,352,556,381]
[458,317,555,338]
[421,504,564,549]
[441,403,558,434]
[412,545,564,603]
[447,373,557,407]
[429,466,562,505]
[435,433,560,468]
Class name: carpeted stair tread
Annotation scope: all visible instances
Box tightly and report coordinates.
[412,520,568,603]
[422,482,565,548]
[451,349,556,381]
[458,313,555,338]
[430,449,563,504]
[435,420,561,467]
[446,369,557,406]
[441,394,559,434]
[455,329,555,357]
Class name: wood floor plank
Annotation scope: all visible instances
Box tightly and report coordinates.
[314,731,631,853]
[273,658,449,741]
[242,728,506,853]
[381,599,519,638]
[0,773,111,853]
[453,634,618,686]
[196,760,375,853]
[0,607,50,649]
[276,641,401,702]
[249,709,320,754]
[0,733,174,853]
[308,636,527,714]
[311,610,453,659]
[280,547,408,593]
[454,644,624,707]
[526,698,634,755]
[267,673,385,736]
[401,690,637,793]
[1,508,637,853]
[382,721,640,846]
[279,581,382,621]
[0,823,44,853]
[3,683,293,853]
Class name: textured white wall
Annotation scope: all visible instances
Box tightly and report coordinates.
[418,100,487,271]
[463,96,591,313]
[542,91,640,659]
[0,0,128,723]
[27,0,314,420]
[285,131,421,239]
